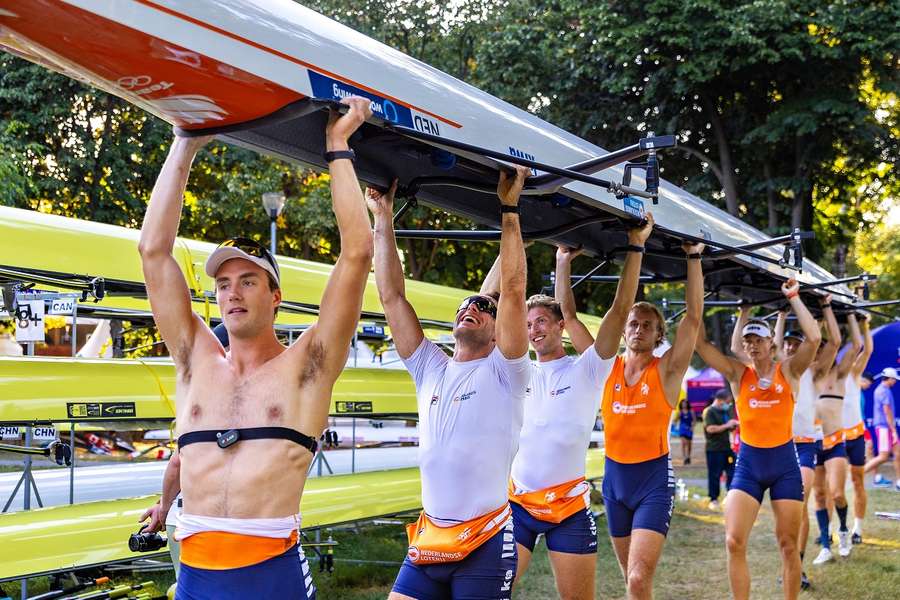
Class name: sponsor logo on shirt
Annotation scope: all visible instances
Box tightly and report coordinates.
[641,382,650,396]
[430,395,439,405]
[748,397,781,409]
[550,385,571,396]
[612,401,647,415]
[453,391,477,402]
[775,384,784,393]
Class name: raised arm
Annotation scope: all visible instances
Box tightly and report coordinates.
[495,166,530,359]
[593,216,654,359]
[772,309,788,361]
[782,281,823,379]
[555,246,593,353]
[694,317,746,385]
[479,253,502,298]
[837,313,863,378]
[812,296,840,379]
[730,305,752,362]
[367,181,424,358]
[851,315,873,378]
[660,241,705,405]
[304,98,375,376]
[139,134,213,367]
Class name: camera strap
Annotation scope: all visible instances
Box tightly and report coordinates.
[178,427,318,454]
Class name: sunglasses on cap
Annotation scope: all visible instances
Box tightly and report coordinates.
[218,237,280,277]
[456,295,498,319]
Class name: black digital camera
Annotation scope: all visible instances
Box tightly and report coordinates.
[128,526,167,553]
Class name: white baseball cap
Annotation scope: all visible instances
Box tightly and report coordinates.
[741,322,772,338]
[877,367,899,380]
[205,238,280,286]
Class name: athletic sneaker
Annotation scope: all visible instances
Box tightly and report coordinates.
[800,571,811,590]
[873,474,891,487]
[838,531,852,557]
[708,499,720,511]
[895,481,900,492]
[812,547,834,565]
[851,532,862,544]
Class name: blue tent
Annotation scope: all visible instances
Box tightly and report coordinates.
[841,322,900,451]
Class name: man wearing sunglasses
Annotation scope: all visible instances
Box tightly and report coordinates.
[471,216,651,599]
[367,166,531,600]
[138,96,375,599]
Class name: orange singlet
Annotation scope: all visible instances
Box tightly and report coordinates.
[736,363,794,448]
[601,356,672,463]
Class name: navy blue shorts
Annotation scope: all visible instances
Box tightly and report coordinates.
[510,500,598,554]
[391,519,516,600]
[176,544,315,600]
[602,454,674,538]
[731,441,803,504]
[816,441,847,465]
[795,441,818,470]
[845,436,866,467]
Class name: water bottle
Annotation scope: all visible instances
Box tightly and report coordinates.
[676,478,687,501]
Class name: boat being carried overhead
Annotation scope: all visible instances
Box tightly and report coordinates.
[0,0,880,311]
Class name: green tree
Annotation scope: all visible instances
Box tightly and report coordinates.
[473,0,900,264]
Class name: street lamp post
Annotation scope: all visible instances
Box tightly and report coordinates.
[261,191,286,256]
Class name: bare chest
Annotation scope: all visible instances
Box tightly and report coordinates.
[178,362,302,430]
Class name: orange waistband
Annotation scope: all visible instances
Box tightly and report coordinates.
[508,477,589,524]
[406,504,511,565]
[844,422,865,440]
[822,430,844,451]
[794,436,816,444]
[181,530,298,570]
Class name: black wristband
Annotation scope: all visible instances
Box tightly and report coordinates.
[324,149,355,163]
[625,244,645,253]
[821,303,831,308]
[500,205,519,215]
[687,253,703,260]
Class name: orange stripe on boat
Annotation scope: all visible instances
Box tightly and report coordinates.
[135,0,462,128]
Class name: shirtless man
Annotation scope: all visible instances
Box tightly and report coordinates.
[369,166,531,600]
[842,315,873,544]
[138,97,374,599]
[809,305,860,564]
[696,279,820,600]
[600,238,705,600]
[476,218,652,599]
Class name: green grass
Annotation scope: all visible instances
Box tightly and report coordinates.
[4,471,898,599]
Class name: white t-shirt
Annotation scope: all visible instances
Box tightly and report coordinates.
[511,348,614,492]
[404,338,530,524]
[843,375,864,428]
[792,369,819,439]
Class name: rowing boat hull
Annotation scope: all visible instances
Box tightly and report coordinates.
[0,355,419,424]
[0,0,848,301]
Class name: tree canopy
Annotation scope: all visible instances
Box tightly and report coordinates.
[0,0,897,318]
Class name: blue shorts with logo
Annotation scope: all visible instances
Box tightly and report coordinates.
[845,436,866,467]
[510,500,598,555]
[602,454,674,538]
[816,441,847,466]
[391,519,516,600]
[731,440,803,503]
[795,441,819,470]
[176,544,315,600]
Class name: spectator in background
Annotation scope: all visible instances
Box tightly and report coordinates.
[704,389,739,510]
[864,368,899,490]
[677,400,695,464]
